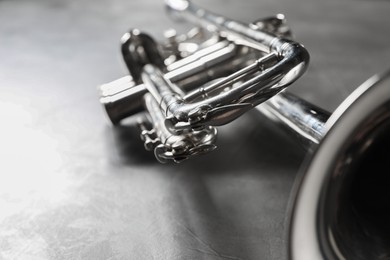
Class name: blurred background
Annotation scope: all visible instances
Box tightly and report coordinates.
[0,0,389,259]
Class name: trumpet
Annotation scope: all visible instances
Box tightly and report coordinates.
[99,0,310,163]
[99,0,390,259]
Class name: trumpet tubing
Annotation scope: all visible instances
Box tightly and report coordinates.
[100,0,311,162]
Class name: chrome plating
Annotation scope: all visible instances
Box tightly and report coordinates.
[99,0,310,162]
[98,2,390,259]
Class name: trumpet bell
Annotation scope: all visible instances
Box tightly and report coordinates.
[290,71,390,260]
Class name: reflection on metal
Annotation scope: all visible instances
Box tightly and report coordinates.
[98,1,390,259]
[99,0,309,163]
[290,71,390,260]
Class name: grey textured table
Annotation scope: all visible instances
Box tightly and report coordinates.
[1,0,389,259]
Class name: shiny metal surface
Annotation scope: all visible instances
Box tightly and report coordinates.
[256,91,331,148]
[100,41,247,124]
[140,83,218,163]
[162,0,310,130]
[290,71,390,260]
[101,0,310,162]
[1,0,390,259]
[99,0,390,258]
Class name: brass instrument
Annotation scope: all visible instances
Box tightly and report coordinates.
[98,0,390,259]
[99,0,310,163]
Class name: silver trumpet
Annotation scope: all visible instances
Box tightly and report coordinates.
[99,0,390,259]
[100,0,310,162]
